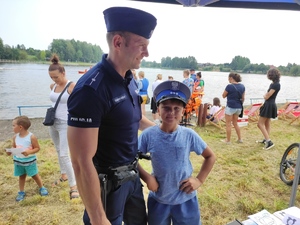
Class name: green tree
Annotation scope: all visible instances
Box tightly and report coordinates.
[65,40,76,62]
[19,50,28,60]
[0,38,4,58]
[230,56,250,70]
[40,50,46,61]
[161,57,172,68]
[290,65,300,76]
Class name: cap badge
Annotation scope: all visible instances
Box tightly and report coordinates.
[171,81,180,91]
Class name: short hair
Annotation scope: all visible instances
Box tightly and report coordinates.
[138,71,145,78]
[156,74,162,80]
[106,31,131,48]
[13,116,31,130]
[183,69,190,77]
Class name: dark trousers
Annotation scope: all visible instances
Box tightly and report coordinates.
[83,176,147,225]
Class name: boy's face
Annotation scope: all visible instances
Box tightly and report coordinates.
[12,120,21,134]
[158,99,184,124]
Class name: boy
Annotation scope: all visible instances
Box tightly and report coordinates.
[138,80,216,225]
[6,116,48,201]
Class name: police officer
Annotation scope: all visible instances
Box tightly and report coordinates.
[67,7,157,225]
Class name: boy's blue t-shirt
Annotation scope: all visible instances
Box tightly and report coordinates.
[138,125,207,205]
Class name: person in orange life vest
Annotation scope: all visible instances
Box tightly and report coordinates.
[193,72,205,98]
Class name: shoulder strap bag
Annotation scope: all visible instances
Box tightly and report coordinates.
[43,81,72,126]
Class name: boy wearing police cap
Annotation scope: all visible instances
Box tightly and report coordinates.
[138,81,216,225]
[67,7,156,225]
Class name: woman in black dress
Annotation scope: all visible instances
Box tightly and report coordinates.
[257,68,281,150]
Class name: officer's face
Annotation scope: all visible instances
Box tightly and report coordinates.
[122,33,149,69]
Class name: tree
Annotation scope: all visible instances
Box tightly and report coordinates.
[290,65,300,76]
[40,50,46,61]
[230,56,250,70]
[0,38,4,58]
[18,50,28,60]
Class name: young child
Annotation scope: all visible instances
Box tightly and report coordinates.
[6,116,48,202]
[138,80,216,225]
[182,69,194,94]
[206,97,222,122]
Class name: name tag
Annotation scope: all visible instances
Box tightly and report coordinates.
[113,94,126,104]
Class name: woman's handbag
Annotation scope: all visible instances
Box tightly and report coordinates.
[43,107,56,126]
[43,82,72,126]
[239,106,244,118]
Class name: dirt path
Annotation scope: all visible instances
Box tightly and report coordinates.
[0,118,50,142]
[0,112,154,142]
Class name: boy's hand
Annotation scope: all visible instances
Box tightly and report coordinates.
[21,149,29,157]
[6,152,12,156]
[146,175,159,192]
[179,177,202,194]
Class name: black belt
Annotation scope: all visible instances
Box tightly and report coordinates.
[95,158,138,176]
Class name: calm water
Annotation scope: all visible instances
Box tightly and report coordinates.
[0,63,299,120]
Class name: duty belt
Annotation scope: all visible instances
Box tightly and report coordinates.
[96,152,151,212]
[96,158,139,212]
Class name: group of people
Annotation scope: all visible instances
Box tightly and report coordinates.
[210,69,280,151]
[66,6,215,225]
[182,69,205,98]
[6,54,80,202]
[6,6,281,225]
[132,69,163,123]
[130,67,205,127]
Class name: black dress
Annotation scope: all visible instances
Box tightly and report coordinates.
[259,82,280,119]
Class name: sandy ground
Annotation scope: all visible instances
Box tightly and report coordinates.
[0,112,155,142]
[0,118,50,142]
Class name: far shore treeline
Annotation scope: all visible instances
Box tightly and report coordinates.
[1,37,300,76]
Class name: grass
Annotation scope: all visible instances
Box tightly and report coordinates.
[0,118,299,225]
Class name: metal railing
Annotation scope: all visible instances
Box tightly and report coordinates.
[249,98,264,105]
[17,105,51,116]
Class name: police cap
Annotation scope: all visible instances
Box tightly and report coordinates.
[154,81,191,107]
[103,7,157,39]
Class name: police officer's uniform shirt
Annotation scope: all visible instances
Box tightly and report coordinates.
[68,54,142,167]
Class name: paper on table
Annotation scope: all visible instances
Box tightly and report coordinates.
[6,147,26,158]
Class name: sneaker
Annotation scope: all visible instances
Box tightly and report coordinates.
[221,139,231,144]
[264,141,275,150]
[256,139,266,144]
[39,187,49,196]
[16,191,26,202]
[237,139,243,143]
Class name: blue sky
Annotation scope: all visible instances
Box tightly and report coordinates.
[1,0,299,66]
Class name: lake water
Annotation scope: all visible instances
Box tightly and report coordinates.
[0,63,299,120]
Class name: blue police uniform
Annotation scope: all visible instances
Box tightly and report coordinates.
[67,6,157,225]
[68,54,142,167]
[68,54,146,224]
